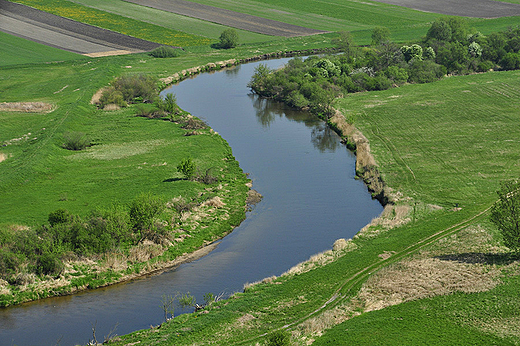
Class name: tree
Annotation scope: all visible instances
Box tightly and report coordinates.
[490,180,520,252]
[371,26,390,46]
[219,29,239,49]
[426,19,452,42]
[332,31,355,56]
[177,157,196,179]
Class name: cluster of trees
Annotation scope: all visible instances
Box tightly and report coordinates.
[248,20,520,118]
[0,193,166,282]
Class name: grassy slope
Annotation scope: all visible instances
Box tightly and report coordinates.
[0,31,81,66]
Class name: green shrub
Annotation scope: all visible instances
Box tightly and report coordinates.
[112,74,158,104]
[129,193,164,233]
[266,330,291,346]
[99,86,127,108]
[48,209,70,227]
[218,29,239,49]
[62,132,91,151]
[149,46,182,58]
[177,157,196,179]
[36,252,64,276]
[157,93,179,114]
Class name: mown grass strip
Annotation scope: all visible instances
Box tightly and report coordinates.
[10,0,211,47]
[0,31,82,66]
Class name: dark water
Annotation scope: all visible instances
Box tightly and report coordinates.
[0,58,382,346]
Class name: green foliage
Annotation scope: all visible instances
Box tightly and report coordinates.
[177,157,197,179]
[490,180,520,252]
[161,294,176,321]
[178,292,196,309]
[149,46,182,58]
[129,193,164,233]
[371,26,390,46]
[113,74,158,104]
[157,93,179,114]
[99,86,127,108]
[48,209,70,227]
[468,42,483,58]
[36,252,64,276]
[218,29,239,49]
[203,292,215,306]
[62,131,91,151]
[401,44,423,62]
[266,330,291,346]
[332,31,355,56]
[427,19,452,41]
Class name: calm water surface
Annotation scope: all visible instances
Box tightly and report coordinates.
[0,58,382,346]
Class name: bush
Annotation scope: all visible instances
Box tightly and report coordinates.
[157,93,179,114]
[218,29,239,49]
[177,157,196,179]
[194,168,219,185]
[36,252,64,276]
[99,86,127,108]
[62,132,91,151]
[112,74,158,103]
[266,330,291,346]
[490,180,520,252]
[48,209,70,227]
[149,46,182,58]
[129,193,164,233]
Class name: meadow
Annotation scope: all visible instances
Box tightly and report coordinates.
[1,0,520,344]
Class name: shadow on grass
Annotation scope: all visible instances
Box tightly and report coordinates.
[436,252,519,265]
[163,177,184,183]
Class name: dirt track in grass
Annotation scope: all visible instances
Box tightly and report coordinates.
[370,0,520,18]
[123,0,328,37]
[0,0,162,56]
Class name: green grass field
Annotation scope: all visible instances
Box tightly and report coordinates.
[0,31,81,66]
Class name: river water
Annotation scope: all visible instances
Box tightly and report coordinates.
[0,58,382,346]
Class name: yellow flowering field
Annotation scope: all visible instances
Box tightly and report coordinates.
[12,0,212,47]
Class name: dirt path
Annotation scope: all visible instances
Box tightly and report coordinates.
[370,0,520,17]
[0,0,161,56]
[123,0,328,37]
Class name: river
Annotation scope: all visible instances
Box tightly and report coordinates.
[0,58,382,346]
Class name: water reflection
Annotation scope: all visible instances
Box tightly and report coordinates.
[251,95,340,152]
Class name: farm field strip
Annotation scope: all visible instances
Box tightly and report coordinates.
[123,0,327,37]
[68,0,269,42]
[6,0,211,48]
[369,0,520,17]
[0,0,162,55]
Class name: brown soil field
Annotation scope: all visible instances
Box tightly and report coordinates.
[370,0,520,17]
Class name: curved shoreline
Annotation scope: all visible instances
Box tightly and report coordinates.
[3,49,384,308]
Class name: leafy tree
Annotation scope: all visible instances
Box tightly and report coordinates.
[177,157,196,179]
[332,31,355,56]
[218,29,239,49]
[371,26,390,46]
[178,292,196,310]
[490,180,520,252]
[426,19,452,42]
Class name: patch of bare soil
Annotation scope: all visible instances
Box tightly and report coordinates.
[0,102,54,113]
[0,153,6,163]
